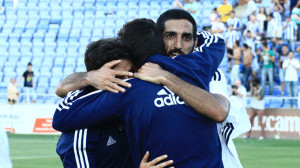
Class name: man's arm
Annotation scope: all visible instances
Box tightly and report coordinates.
[16,76,23,87]
[55,60,133,98]
[53,87,128,132]
[135,63,229,123]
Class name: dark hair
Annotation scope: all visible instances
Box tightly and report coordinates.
[262,42,268,48]
[118,18,165,69]
[84,38,132,72]
[231,10,235,14]
[268,13,273,18]
[156,9,197,41]
[213,7,217,11]
[28,62,32,66]
[242,43,249,49]
[235,40,240,47]
[253,78,260,85]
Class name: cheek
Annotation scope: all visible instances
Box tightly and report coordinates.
[183,42,194,53]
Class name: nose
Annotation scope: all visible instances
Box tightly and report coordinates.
[174,36,183,49]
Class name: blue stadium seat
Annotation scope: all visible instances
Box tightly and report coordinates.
[9,33,20,43]
[54,57,66,67]
[56,41,68,53]
[127,10,137,18]
[20,32,32,43]
[150,4,160,11]
[44,42,56,53]
[69,28,81,42]
[72,19,84,29]
[52,66,63,75]
[50,76,61,87]
[81,28,92,38]
[46,87,58,95]
[19,55,32,64]
[63,67,75,76]
[104,18,115,28]
[83,19,94,29]
[0,52,9,60]
[0,59,7,68]
[75,65,86,72]
[36,87,48,94]
[32,51,45,57]
[0,42,9,52]
[31,57,44,66]
[65,57,77,66]
[138,10,149,18]
[103,28,115,38]
[7,56,20,63]
[3,66,16,74]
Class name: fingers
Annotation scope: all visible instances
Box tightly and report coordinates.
[141,151,150,163]
[149,155,168,166]
[155,160,174,168]
[113,78,132,88]
[105,82,126,93]
[103,60,121,68]
[104,86,119,93]
[112,70,133,77]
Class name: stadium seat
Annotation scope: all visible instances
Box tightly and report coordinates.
[50,76,61,87]
[56,42,69,54]
[63,67,75,76]
[7,56,19,63]
[54,57,66,67]
[44,42,56,53]
[32,57,44,66]
[36,87,48,94]
[0,42,9,52]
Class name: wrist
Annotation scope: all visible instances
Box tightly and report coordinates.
[83,72,91,86]
[160,71,175,86]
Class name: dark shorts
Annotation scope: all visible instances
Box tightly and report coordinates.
[8,99,16,104]
[227,48,233,61]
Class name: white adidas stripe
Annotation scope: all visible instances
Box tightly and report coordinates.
[73,130,81,168]
[78,129,85,168]
[83,128,90,168]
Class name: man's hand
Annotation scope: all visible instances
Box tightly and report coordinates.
[134,63,170,85]
[139,151,174,168]
[86,60,133,93]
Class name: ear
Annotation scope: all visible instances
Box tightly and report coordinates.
[193,38,198,50]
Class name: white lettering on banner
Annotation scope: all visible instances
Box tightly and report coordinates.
[251,115,300,136]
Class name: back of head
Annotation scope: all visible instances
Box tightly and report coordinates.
[84,38,132,72]
[262,42,268,49]
[253,78,260,86]
[118,18,165,69]
[243,43,249,49]
[156,9,197,41]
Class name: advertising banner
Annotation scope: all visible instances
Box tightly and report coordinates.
[246,108,300,140]
[0,104,60,134]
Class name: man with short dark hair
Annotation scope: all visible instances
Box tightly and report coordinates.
[16,62,36,103]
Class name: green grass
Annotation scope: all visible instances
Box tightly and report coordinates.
[8,134,300,168]
[8,134,62,168]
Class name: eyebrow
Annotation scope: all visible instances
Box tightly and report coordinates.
[163,31,176,35]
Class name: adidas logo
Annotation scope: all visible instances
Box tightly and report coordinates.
[106,136,116,146]
[154,87,185,107]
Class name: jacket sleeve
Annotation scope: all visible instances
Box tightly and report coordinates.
[52,89,128,132]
